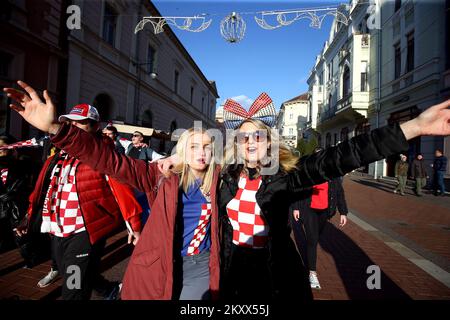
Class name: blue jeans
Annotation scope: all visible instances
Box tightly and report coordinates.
[179,250,211,300]
[435,171,446,194]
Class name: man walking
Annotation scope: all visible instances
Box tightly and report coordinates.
[412,153,428,197]
[432,149,448,196]
[394,154,409,196]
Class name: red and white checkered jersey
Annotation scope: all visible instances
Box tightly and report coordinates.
[226,175,269,248]
[41,152,86,237]
[1,168,8,185]
[186,203,212,256]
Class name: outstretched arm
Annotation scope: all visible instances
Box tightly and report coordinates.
[4,81,158,192]
[289,99,450,191]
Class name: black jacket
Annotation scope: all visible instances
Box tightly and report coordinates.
[412,159,427,178]
[433,156,448,172]
[217,123,408,300]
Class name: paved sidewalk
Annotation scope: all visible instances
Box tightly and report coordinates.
[309,174,450,300]
[1,174,449,300]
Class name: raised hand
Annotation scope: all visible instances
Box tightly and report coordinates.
[3,81,59,134]
[401,99,450,140]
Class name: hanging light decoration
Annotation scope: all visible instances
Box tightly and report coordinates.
[220,12,246,43]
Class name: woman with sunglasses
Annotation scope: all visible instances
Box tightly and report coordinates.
[161,93,449,301]
[3,81,222,300]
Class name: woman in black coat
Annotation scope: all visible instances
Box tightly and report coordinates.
[216,93,419,301]
[290,174,348,290]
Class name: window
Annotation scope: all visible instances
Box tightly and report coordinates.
[174,70,179,93]
[102,3,117,47]
[202,97,205,113]
[289,128,294,135]
[394,43,401,79]
[0,51,12,78]
[360,61,368,92]
[93,93,113,121]
[395,0,401,12]
[328,94,333,108]
[147,45,156,74]
[328,62,333,82]
[343,65,350,98]
[406,33,414,73]
[289,113,293,120]
[319,72,323,85]
[190,86,194,104]
[170,120,177,133]
[334,133,338,145]
[142,110,153,128]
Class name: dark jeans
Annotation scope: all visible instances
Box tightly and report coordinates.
[222,245,272,300]
[434,171,446,194]
[303,209,329,272]
[51,231,105,300]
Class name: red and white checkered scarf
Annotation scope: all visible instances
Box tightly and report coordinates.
[41,151,86,237]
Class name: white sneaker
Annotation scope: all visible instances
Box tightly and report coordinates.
[309,272,321,290]
[37,268,59,288]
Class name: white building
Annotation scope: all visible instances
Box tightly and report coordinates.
[65,0,219,153]
[307,1,372,153]
[277,93,309,148]
[307,0,450,179]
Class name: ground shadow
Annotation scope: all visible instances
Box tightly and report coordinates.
[290,217,411,300]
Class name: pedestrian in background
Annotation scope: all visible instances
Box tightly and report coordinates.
[411,153,428,197]
[394,154,409,196]
[291,173,348,290]
[431,149,447,196]
[104,126,125,154]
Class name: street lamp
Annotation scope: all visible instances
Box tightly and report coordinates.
[132,60,158,123]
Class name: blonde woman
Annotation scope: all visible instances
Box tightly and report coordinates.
[4,81,222,300]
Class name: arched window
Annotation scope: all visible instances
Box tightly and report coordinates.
[142,109,153,128]
[93,93,113,121]
[340,127,349,141]
[343,65,351,98]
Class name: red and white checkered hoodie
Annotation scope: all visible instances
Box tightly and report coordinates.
[226,174,269,248]
[41,151,86,237]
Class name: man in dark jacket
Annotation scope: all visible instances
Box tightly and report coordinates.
[432,149,447,196]
[104,126,125,154]
[411,153,428,196]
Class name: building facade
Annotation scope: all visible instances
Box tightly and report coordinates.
[66,0,219,153]
[306,1,371,153]
[367,0,450,178]
[307,0,449,179]
[276,93,309,148]
[0,0,69,141]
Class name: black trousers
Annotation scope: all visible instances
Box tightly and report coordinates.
[302,209,328,272]
[51,231,105,300]
[223,245,273,301]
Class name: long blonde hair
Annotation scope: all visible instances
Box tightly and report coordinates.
[223,119,299,177]
[172,127,216,195]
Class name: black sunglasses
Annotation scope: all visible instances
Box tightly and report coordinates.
[236,130,267,143]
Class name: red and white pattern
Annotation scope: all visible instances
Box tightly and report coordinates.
[0,138,40,150]
[41,152,86,237]
[1,169,8,185]
[226,175,269,248]
[223,92,277,129]
[186,203,212,256]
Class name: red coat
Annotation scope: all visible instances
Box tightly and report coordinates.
[28,139,142,245]
[51,123,221,300]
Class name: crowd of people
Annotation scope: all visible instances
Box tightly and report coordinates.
[393,149,447,197]
[0,80,449,300]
